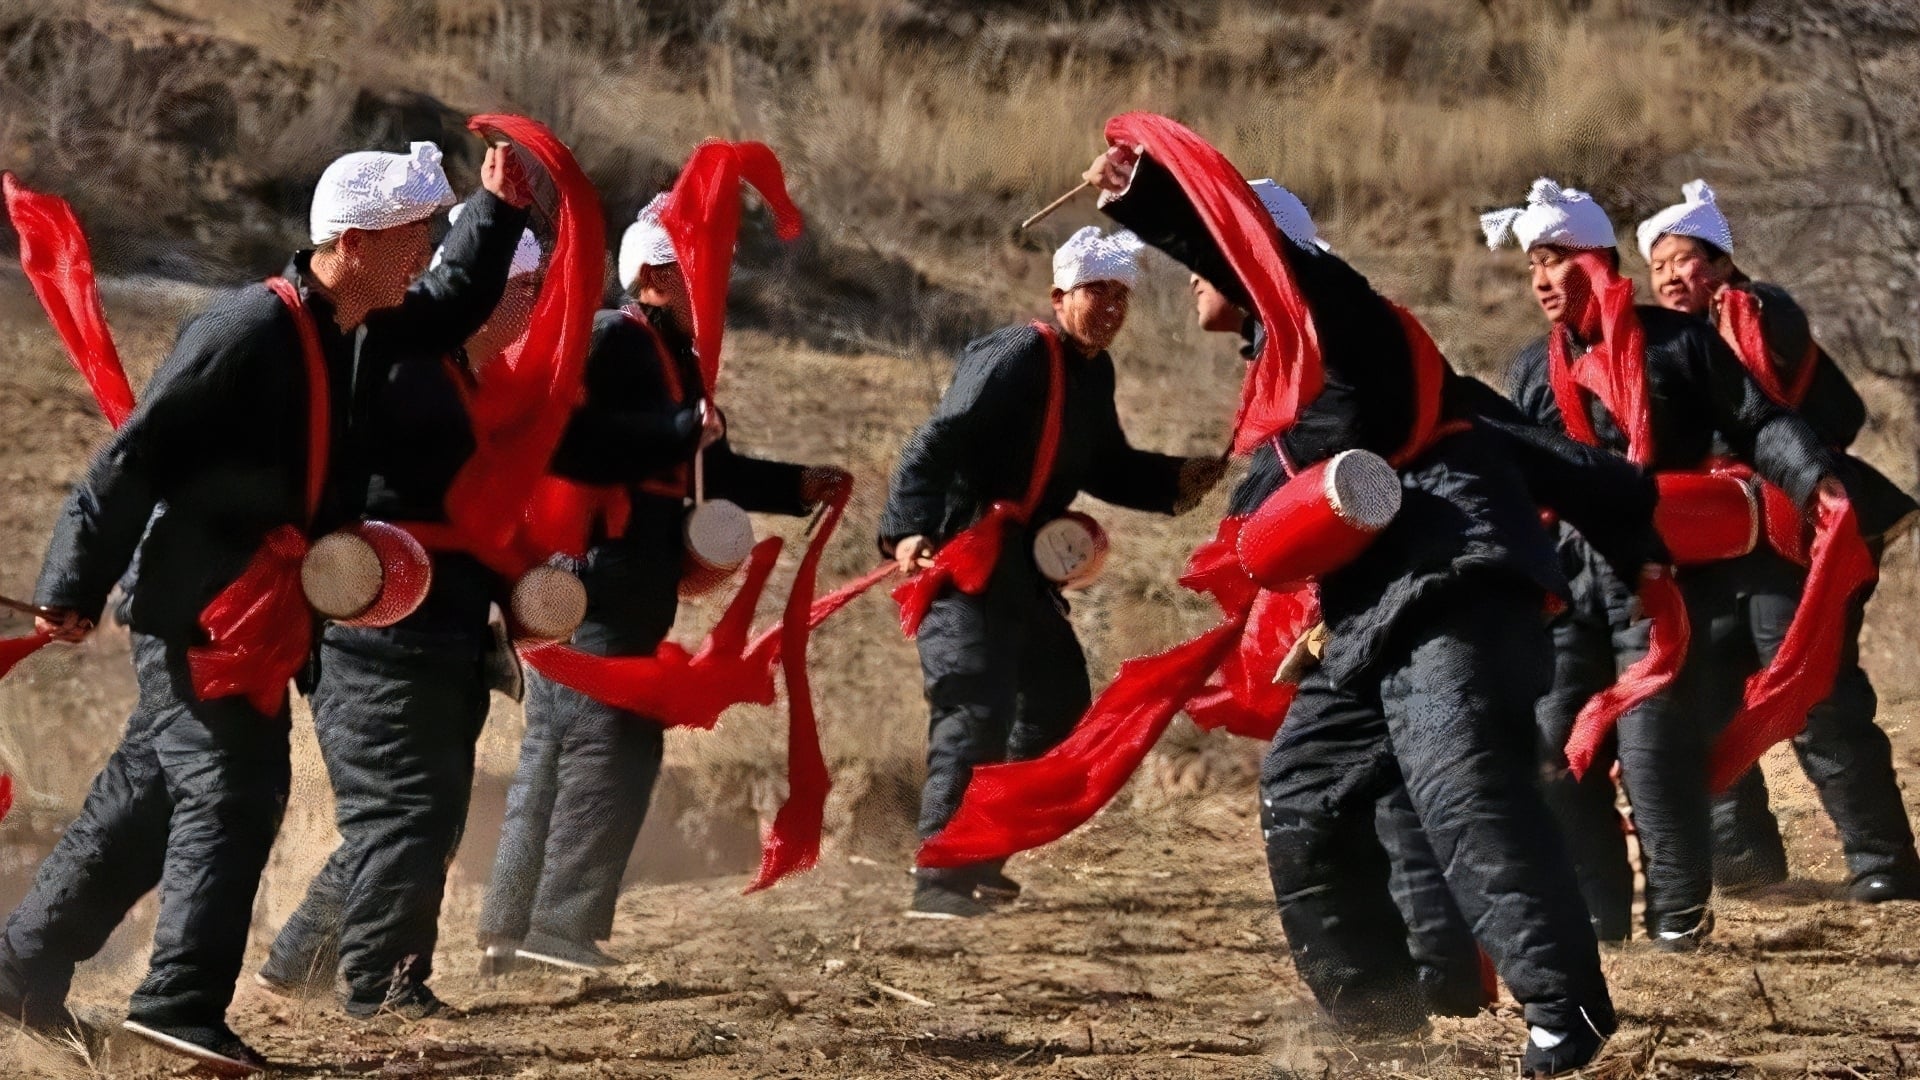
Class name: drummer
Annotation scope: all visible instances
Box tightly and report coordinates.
[879,226,1224,919]
[256,203,544,1018]
[476,193,848,974]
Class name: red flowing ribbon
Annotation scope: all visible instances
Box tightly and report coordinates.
[917,616,1246,868]
[521,538,787,728]
[659,140,804,395]
[3,174,136,428]
[893,323,1066,637]
[1563,568,1689,779]
[186,276,328,714]
[1717,287,1817,410]
[746,486,852,892]
[1708,487,1876,791]
[0,632,53,680]
[441,114,605,562]
[1106,113,1323,455]
[0,773,11,823]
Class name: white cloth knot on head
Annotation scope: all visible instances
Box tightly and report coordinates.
[1479,177,1616,253]
[1053,226,1144,291]
[430,204,543,279]
[1636,179,1734,263]
[618,193,678,291]
[310,141,456,246]
[1249,179,1330,253]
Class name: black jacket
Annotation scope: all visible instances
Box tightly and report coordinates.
[554,303,812,655]
[1720,281,1916,540]
[1103,156,1575,687]
[34,191,528,642]
[1507,303,1837,511]
[878,323,1187,552]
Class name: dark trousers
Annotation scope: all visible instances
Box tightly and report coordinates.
[1260,579,1612,1037]
[478,670,664,945]
[914,554,1090,868]
[0,634,291,1028]
[1692,551,1920,887]
[262,626,489,1006]
[1535,534,1716,939]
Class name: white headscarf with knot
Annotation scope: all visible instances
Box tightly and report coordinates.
[1249,178,1330,253]
[1053,226,1144,291]
[1636,179,1734,263]
[309,142,455,246]
[1479,177,1616,253]
[618,194,678,292]
[430,203,542,279]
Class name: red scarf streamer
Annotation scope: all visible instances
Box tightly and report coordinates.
[1717,287,1818,410]
[659,141,804,395]
[745,487,851,892]
[3,174,136,428]
[0,773,11,823]
[186,276,327,714]
[1105,112,1323,454]
[1563,568,1688,779]
[440,114,605,561]
[893,322,1067,636]
[1707,487,1876,791]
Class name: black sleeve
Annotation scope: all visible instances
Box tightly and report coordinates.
[1747,283,1864,447]
[548,315,702,484]
[877,327,1045,546]
[1506,338,1558,427]
[1081,356,1186,514]
[1694,324,1836,510]
[703,441,810,517]
[365,191,532,359]
[1454,374,1666,577]
[34,289,289,620]
[1100,156,1254,312]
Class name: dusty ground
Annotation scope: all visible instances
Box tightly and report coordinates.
[7,702,1920,1079]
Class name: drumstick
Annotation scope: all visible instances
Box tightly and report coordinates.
[0,594,62,620]
[1020,180,1093,231]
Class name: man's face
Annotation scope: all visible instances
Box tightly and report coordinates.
[1528,245,1590,326]
[344,219,433,311]
[1051,280,1130,353]
[637,262,694,333]
[468,274,541,364]
[1648,233,1729,315]
[1190,273,1241,332]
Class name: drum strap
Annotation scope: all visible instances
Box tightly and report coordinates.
[1018,321,1069,523]
[623,305,698,500]
[265,276,331,528]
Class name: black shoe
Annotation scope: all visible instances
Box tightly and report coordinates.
[1850,870,1920,904]
[516,932,621,972]
[906,880,992,920]
[974,869,1022,904]
[479,943,520,977]
[1520,1021,1607,1077]
[343,981,448,1021]
[120,1018,267,1076]
[1650,907,1715,953]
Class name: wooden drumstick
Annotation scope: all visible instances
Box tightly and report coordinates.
[1020,180,1094,231]
[0,594,62,620]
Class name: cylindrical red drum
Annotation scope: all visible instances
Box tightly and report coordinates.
[510,564,588,642]
[301,521,434,628]
[1032,511,1110,589]
[1654,471,1759,565]
[1236,449,1401,591]
[681,498,754,598]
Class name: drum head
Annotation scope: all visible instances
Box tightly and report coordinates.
[1033,513,1109,586]
[512,565,588,642]
[301,531,383,620]
[685,499,755,570]
[1324,449,1402,531]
